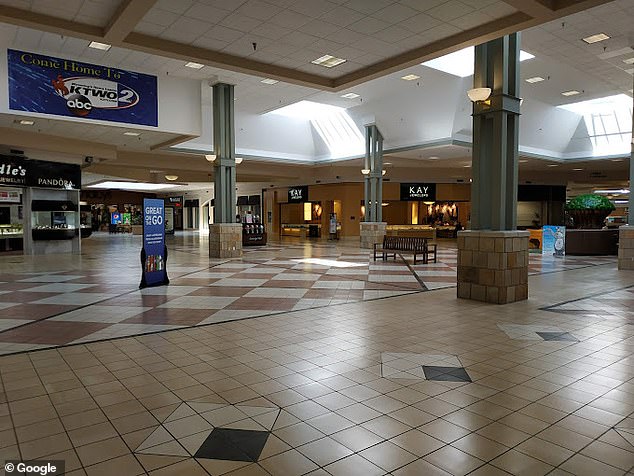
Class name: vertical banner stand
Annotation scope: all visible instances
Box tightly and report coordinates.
[139,198,169,289]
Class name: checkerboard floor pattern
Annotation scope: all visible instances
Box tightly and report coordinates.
[0,234,617,355]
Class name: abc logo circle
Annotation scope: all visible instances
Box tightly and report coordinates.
[66,94,92,116]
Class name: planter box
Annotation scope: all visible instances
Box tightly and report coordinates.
[565,228,618,255]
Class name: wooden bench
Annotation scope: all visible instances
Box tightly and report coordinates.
[373,236,437,264]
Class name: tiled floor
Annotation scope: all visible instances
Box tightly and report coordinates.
[0,234,616,354]
[0,232,633,475]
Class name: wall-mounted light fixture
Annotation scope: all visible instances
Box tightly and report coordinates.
[205,154,242,164]
[382,170,386,176]
[467,87,492,105]
[165,175,178,181]
[361,169,370,175]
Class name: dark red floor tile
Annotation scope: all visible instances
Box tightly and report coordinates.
[0,303,80,320]
[0,321,111,344]
[122,308,213,326]
[188,287,251,297]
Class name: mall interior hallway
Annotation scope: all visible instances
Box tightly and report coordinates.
[0,233,633,475]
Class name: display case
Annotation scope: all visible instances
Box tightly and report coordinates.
[0,224,23,252]
[80,204,93,238]
[242,222,267,246]
[31,200,78,241]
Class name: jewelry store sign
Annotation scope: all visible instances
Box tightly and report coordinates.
[7,49,158,126]
[400,183,436,201]
[288,186,308,203]
[0,155,81,190]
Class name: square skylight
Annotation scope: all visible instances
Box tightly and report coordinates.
[561,90,581,96]
[422,47,534,77]
[525,76,545,83]
[260,78,279,84]
[623,57,634,64]
[401,74,420,81]
[582,33,610,44]
[341,93,360,99]
[311,55,346,68]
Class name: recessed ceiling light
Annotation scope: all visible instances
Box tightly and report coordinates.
[123,131,140,136]
[428,156,440,160]
[561,90,581,96]
[384,162,392,165]
[525,76,545,83]
[311,54,346,68]
[582,33,610,44]
[623,57,634,64]
[573,168,583,171]
[341,92,360,99]
[611,159,623,162]
[261,78,279,85]
[17,119,34,125]
[401,74,420,81]
[463,164,471,168]
[547,164,559,167]
[519,159,528,163]
[185,62,204,69]
[88,41,111,51]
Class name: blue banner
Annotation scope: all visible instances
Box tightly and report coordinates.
[140,198,169,288]
[8,49,158,126]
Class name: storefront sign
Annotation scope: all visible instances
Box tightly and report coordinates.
[167,196,183,207]
[542,225,566,257]
[0,190,20,203]
[288,186,308,203]
[140,198,169,288]
[8,49,158,127]
[400,183,436,201]
[0,155,81,189]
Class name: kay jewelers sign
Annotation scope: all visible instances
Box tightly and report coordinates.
[400,183,436,201]
[0,155,81,190]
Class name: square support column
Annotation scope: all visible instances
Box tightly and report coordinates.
[458,230,529,303]
[619,226,634,270]
[361,124,386,248]
[209,82,242,258]
[458,33,528,303]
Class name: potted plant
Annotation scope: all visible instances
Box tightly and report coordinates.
[564,194,615,229]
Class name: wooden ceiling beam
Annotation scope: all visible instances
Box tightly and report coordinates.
[104,0,158,43]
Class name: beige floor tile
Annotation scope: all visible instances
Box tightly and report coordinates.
[581,440,634,471]
[560,454,626,476]
[452,433,510,461]
[148,458,208,475]
[390,429,445,456]
[515,436,573,466]
[419,419,471,443]
[68,421,118,447]
[359,440,418,472]
[490,449,554,475]
[84,454,146,476]
[324,454,385,476]
[260,449,319,476]
[361,414,412,439]
[76,436,130,466]
[424,445,484,476]
[296,436,353,466]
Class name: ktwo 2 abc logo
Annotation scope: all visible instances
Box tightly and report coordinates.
[51,75,140,118]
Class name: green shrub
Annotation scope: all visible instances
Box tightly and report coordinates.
[565,194,615,212]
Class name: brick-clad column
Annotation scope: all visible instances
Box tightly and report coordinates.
[458,231,529,304]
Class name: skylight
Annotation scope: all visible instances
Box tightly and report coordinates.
[422,47,534,77]
[269,101,364,158]
[87,181,180,191]
[558,94,633,156]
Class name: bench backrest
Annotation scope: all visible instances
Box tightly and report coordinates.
[383,235,427,251]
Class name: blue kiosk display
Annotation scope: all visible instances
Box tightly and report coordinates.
[140,198,169,288]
